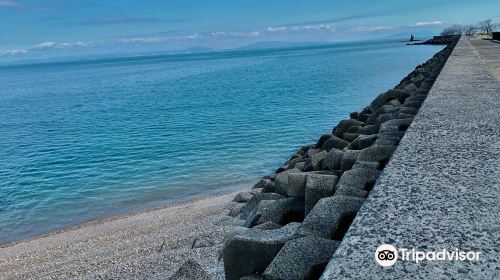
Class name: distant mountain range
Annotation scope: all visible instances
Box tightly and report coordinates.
[385,31,436,41]
[236,41,332,50]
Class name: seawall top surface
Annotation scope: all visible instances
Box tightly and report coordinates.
[321,37,500,279]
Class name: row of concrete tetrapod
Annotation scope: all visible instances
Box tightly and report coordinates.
[222,40,458,280]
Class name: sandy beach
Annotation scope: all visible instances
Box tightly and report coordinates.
[0,192,238,280]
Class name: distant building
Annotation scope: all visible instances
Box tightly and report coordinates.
[493,32,500,40]
[410,34,415,41]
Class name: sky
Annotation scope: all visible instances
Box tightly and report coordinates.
[1,0,499,62]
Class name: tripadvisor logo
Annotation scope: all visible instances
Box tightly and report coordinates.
[374,244,481,267]
[375,244,398,267]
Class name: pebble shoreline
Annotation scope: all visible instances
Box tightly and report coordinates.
[215,38,459,280]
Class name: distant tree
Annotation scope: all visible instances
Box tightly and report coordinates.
[477,19,496,34]
[440,24,463,36]
[463,25,477,36]
[439,20,498,36]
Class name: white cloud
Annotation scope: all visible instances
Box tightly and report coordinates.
[119,31,259,44]
[267,24,335,33]
[303,24,335,31]
[32,40,94,50]
[248,31,260,37]
[410,21,443,27]
[0,0,19,7]
[5,48,28,55]
[59,41,93,47]
[35,41,57,49]
[119,33,202,44]
[119,37,166,44]
[267,26,287,32]
[351,25,394,32]
[210,31,260,38]
[186,33,201,39]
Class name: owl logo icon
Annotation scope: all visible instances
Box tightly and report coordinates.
[375,244,398,267]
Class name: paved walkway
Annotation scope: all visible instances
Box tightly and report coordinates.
[469,38,500,81]
[321,37,500,279]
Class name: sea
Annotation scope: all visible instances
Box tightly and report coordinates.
[0,40,442,244]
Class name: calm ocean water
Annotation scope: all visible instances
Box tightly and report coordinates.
[0,40,442,243]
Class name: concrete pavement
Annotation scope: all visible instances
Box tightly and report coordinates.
[469,37,500,81]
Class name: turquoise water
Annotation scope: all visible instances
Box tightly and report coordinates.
[0,40,442,244]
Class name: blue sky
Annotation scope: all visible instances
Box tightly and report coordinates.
[1,0,499,61]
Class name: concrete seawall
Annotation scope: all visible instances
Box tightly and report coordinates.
[321,37,499,279]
